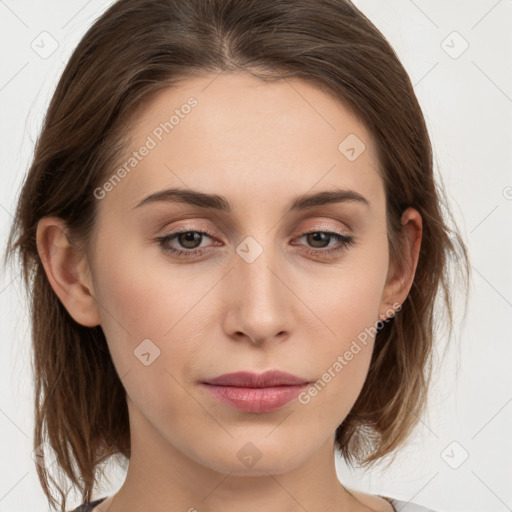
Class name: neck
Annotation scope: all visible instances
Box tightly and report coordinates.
[101,402,368,512]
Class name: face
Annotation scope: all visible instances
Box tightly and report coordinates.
[86,72,400,476]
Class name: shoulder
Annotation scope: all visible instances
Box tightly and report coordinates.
[385,497,440,512]
[349,488,439,512]
[348,489,395,511]
[67,497,108,512]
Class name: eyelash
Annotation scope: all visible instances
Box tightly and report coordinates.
[155,228,355,258]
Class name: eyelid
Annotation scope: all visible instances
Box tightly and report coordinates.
[296,219,353,237]
[160,223,218,238]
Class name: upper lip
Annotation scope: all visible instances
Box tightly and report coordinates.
[202,370,309,388]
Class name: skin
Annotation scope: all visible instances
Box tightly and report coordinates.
[36,72,422,512]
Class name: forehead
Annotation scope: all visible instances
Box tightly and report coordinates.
[100,72,383,214]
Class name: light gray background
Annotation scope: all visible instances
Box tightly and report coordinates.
[1,1,511,511]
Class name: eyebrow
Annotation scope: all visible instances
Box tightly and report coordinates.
[133,187,370,212]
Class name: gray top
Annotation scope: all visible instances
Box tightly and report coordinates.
[71,496,439,511]
[386,498,438,511]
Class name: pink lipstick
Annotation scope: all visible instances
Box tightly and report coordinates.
[201,370,310,413]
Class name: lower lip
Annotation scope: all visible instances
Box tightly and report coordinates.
[201,384,308,413]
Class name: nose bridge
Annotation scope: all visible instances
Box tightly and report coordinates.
[227,234,289,342]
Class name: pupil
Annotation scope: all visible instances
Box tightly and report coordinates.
[180,232,201,248]
[308,233,329,248]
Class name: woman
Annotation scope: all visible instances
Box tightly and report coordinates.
[4,0,470,511]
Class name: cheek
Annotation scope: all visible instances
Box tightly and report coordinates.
[311,242,389,345]
[297,297,378,428]
[299,242,390,414]
[91,229,214,338]
[90,242,205,426]
[89,232,212,387]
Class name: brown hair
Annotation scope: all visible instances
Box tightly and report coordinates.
[4,0,470,510]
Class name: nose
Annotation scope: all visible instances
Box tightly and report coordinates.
[222,240,292,346]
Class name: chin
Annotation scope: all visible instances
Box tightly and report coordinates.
[192,435,316,476]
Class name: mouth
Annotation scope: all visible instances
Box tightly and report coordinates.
[200,370,311,413]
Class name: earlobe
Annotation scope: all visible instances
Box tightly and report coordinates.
[379,207,423,320]
[36,217,101,327]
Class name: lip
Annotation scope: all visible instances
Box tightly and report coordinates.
[201,370,310,413]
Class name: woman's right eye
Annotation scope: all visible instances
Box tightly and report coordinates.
[156,230,218,257]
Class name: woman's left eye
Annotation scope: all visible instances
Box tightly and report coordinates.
[156,229,355,258]
[293,231,355,257]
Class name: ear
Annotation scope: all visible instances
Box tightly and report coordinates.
[36,216,101,327]
[379,207,422,320]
